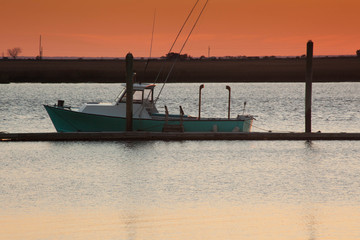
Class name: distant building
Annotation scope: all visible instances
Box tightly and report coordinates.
[164,52,190,61]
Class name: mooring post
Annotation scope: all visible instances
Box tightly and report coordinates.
[126,53,134,131]
[305,40,313,133]
[198,84,204,119]
[226,86,231,119]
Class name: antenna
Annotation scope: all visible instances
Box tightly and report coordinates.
[149,9,156,59]
[208,46,210,58]
[39,35,43,60]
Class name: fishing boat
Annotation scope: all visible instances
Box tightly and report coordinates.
[44,82,254,133]
[44,0,254,133]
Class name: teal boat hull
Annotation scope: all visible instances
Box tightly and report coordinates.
[44,105,253,133]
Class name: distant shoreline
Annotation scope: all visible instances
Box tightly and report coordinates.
[1,57,359,83]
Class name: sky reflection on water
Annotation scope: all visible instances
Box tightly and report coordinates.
[1,140,360,239]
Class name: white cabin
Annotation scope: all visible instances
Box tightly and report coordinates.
[78,83,158,119]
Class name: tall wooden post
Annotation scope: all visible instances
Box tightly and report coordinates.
[305,41,313,133]
[126,53,134,131]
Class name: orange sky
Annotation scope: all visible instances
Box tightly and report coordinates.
[1,0,359,58]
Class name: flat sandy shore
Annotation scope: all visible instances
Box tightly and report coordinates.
[1,57,359,83]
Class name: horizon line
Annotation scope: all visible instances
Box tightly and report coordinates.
[2,54,357,60]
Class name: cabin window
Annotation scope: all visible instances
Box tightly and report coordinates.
[120,90,143,103]
[133,91,143,102]
[144,89,153,102]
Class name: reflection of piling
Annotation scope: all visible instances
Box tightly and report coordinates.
[305,41,313,133]
[126,53,134,131]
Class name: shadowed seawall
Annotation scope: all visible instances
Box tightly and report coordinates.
[1,57,359,83]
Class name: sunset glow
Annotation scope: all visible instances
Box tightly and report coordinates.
[2,0,359,58]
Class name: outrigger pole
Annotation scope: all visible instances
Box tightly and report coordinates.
[155,0,209,103]
[142,0,201,102]
[152,0,200,86]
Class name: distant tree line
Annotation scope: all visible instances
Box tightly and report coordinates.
[159,50,360,61]
[162,52,191,60]
[2,48,360,60]
[7,47,22,59]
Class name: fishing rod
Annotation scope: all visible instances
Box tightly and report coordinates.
[155,0,209,103]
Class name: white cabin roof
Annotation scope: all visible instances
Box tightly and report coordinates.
[121,83,156,91]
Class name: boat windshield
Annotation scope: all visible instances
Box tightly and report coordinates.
[144,88,153,102]
[115,88,126,103]
[133,91,143,102]
[118,90,146,103]
[115,86,154,104]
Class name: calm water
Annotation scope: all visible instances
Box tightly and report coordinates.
[1,83,360,240]
[1,82,359,133]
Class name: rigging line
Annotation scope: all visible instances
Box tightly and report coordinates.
[153,0,200,84]
[155,0,209,103]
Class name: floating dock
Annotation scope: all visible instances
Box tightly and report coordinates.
[1,132,360,141]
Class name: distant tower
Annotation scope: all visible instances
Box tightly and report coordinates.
[39,35,43,60]
[208,46,210,58]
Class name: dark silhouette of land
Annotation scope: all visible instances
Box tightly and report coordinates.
[1,57,359,83]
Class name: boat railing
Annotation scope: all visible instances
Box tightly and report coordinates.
[161,105,185,132]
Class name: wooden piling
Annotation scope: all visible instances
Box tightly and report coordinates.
[126,53,133,131]
[305,41,313,133]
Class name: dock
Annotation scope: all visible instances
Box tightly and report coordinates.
[1,132,360,141]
